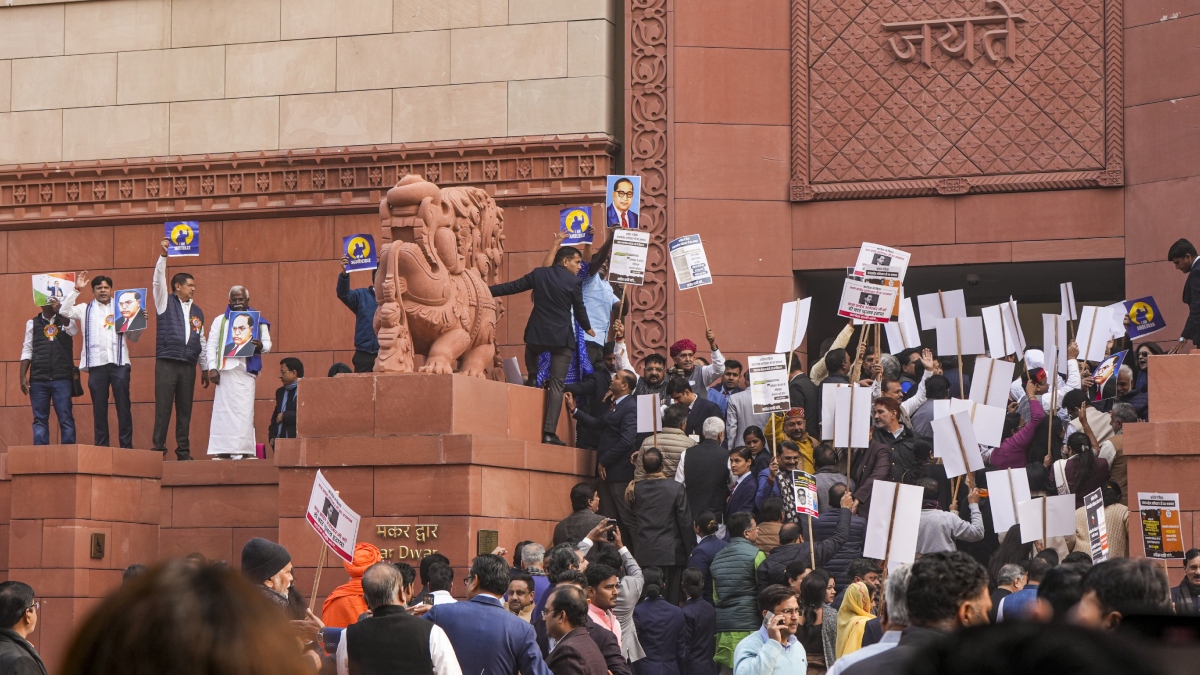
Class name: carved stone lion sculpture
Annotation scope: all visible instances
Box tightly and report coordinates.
[373,174,505,376]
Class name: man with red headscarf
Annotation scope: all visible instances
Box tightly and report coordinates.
[668,328,724,401]
[322,542,383,628]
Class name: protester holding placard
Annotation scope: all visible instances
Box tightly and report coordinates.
[19,298,78,446]
[754,439,807,523]
[1074,481,1128,559]
[914,479,984,555]
[152,238,208,461]
[1052,432,1110,509]
[337,255,379,373]
[670,332,725,402]
[205,286,272,460]
[854,398,912,519]
[989,378,1047,470]
[58,272,143,449]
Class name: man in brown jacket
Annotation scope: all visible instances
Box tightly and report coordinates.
[544,586,608,675]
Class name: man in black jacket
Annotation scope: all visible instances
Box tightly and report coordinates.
[665,376,723,437]
[337,562,461,675]
[564,342,617,450]
[812,483,868,590]
[0,581,47,675]
[788,354,821,438]
[568,370,639,547]
[490,246,594,445]
[756,490,854,590]
[1170,238,1200,353]
[268,357,304,448]
[680,421,731,534]
[630,449,694,604]
[19,301,78,446]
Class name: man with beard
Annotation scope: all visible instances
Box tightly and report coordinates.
[612,319,669,398]
[850,397,911,520]
[668,332,725,401]
[754,440,805,524]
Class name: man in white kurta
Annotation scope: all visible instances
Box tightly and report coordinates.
[206,286,271,458]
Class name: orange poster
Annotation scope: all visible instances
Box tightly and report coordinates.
[1138,492,1185,559]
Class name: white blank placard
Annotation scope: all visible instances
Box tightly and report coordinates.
[830,384,872,449]
[933,399,1005,448]
[917,289,967,331]
[1077,305,1113,363]
[1042,314,1069,375]
[1004,297,1027,355]
[636,394,662,433]
[1018,495,1077,543]
[982,305,1014,358]
[932,411,984,478]
[935,316,986,356]
[775,298,812,354]
[863,481,923,571]
[885,297,921,354]
[1061,282,1077,321]
[987,467,1031,535]
[503,357,523,384]
[969,357,1016,408]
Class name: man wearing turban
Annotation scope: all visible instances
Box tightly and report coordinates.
[667,327,724,401]
[321,542,383,628]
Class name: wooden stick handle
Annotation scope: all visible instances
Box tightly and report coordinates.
[696,287,711,332]
[309,544,329,613]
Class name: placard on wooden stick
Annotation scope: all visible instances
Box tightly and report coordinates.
[969,357,1016,408]
[987,467,1031,535]
[820,383,871,449]
[933,399,1006,448]
[1077,305,1113,363]
[917,289,966,331]
[1043,313,1070,375]
[885,296,921,354]
[932,410,984,479]
[1018,495,1076,544]
[863,481,923,572]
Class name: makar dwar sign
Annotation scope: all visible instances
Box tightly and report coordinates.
[374,524,441,560]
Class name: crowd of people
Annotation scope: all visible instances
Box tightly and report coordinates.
[17,242,384,458]
[12,219,1200,673]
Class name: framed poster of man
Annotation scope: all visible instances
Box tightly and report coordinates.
[115,288,148,333]
[605,175,641,228]
[223,311,261,358]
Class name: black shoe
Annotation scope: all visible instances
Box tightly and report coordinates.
[175,451,194,461]
[542,433,566,446]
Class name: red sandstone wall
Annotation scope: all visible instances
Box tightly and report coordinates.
[0,205,601,453]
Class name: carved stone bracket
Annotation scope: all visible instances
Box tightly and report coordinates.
[0,134,618,228]
[626,0,670,364]
[790,0,1124,201]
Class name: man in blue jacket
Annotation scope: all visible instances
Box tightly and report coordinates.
[337,255,379,373]
[426,554,551,675]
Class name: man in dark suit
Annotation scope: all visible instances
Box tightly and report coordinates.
[680,419,731,534]
[490,247,595,445]
[727,446,758,522]
[630,448,694,605]
[1169,238,1200,353]
[543,586,608,675]
[268,357,303,448]
[665,376,723,438]
[605,178,639,229]
[567,370,639,548]
[564,342,617,450]
[787,353,821,438]
[426,554,551,675]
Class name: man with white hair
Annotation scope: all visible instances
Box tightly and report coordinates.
[679,417,732,538]
[205,285,271,459]
[826,564,911,675]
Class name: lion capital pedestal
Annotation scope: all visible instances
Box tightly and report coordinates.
[373,174,505,377]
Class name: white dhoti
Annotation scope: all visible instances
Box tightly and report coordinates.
[207,364,258,456]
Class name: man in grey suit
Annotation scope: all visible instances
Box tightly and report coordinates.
[725,387,770,450]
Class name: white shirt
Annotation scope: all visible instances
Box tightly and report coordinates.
[429,590,457,605]
[335,613,462,675]
[57,288,135,369]
[204,315,272,372]
[21,316,79,361]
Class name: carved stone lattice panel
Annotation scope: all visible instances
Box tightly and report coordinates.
[0,135,618,227]
[790,0,1123,200]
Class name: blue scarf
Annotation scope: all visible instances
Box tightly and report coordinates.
[225,305,270,375]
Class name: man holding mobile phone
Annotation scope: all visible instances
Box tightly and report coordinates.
[732,585,807,675]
